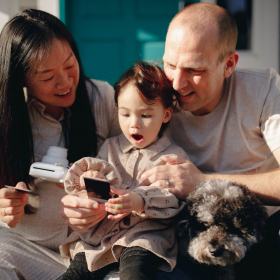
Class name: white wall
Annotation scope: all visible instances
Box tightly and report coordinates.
[36,0,59,18]
[0,0,59,32]
[0,0,19,31]
[201,0,279,72]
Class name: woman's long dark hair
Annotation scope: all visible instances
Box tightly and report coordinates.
[0,9,97,195]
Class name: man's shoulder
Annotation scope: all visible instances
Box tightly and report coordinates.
[228,68,279,100]
[232,67,278,81]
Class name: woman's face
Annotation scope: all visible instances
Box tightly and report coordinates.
[25,39,80,119]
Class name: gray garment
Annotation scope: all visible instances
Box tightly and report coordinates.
[167,68,280,174]
[166,67,280,215]
[62,135,188,272]
[0,79,121,280]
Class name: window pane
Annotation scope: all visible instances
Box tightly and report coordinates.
[217,0,252,50]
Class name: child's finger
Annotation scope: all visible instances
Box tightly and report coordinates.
[108,213,128,221]
[110,187,128,196]
[107,196,128,205]
[85,171,106,180]
[105,201,131,214]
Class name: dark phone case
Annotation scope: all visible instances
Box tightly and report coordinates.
[84,177,111,200]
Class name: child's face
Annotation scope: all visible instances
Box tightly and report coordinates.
[118,83,172,149]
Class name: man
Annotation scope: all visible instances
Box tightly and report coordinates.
[140,3,280,279]
[61,3,280,279]
[140,3,280,209]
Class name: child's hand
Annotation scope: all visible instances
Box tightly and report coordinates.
[105,187,144,221]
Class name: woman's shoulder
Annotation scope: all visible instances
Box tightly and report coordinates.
[86,78,113,95]
[85,78,115,106]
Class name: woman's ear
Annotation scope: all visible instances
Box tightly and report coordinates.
[224,51,239,78]
[163,107,173,123]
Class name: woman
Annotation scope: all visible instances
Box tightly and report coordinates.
[0,9,120,280]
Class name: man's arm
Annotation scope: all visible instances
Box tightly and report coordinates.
[139,153,280,205]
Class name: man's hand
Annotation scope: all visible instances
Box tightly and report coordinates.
[0,182,29,228]
[60,194,107,232]
[139,155,209,200]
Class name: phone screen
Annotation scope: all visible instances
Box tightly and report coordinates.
[84,177,111,200]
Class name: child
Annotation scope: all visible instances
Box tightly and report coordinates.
[60,61,189,280]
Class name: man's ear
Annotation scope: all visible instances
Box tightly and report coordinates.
[163,107,173,123]
[224,51,239,78]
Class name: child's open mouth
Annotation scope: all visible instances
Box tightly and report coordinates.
[132,134,143,143]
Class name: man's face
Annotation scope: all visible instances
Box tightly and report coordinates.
[163,25,227,116]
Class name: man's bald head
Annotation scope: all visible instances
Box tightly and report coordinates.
[168,3,238,62]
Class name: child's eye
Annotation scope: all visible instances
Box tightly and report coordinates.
[142,114,151,118]
[121,114,129,117]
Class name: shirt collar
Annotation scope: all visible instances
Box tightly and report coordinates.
[27,95,71,121]
[119,134,171,159]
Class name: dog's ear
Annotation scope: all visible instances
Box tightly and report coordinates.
[177,219,190,237]
[177,205,193,237]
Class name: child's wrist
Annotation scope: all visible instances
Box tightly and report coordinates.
[133,193,145,212]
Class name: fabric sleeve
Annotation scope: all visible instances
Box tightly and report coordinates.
[132,185,185,219]
[260,69,280,152]
[64,154,122,194]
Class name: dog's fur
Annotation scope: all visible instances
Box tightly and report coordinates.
[177,179,268,280]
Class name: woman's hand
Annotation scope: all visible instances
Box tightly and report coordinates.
[105,187,144,221]
[60,193,107,233]
[139,155,209,200]
[0,182,29,228]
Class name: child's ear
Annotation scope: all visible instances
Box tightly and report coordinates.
[163,107,173,123]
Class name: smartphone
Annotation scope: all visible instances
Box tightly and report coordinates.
[84,176,111,203]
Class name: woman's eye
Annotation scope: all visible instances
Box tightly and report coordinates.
[121,114,129,117]
[42,76,54,81]
[66,64,74,69]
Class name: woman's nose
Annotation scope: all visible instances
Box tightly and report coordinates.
[56,71,71,89]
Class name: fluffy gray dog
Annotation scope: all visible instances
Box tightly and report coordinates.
[177,179,268,280]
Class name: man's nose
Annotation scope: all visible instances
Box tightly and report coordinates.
[172,69,188,91]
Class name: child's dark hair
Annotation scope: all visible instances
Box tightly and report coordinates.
[114,61,178,137]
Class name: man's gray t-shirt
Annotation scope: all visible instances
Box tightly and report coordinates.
[166,68,280,215]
